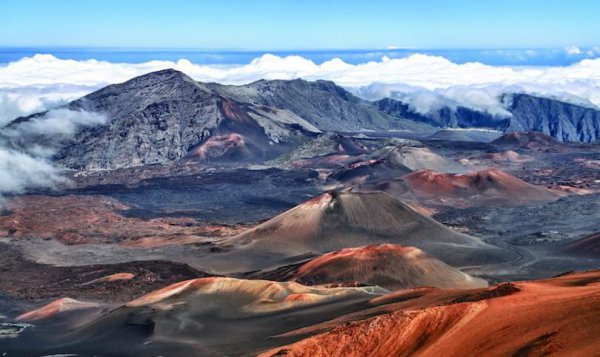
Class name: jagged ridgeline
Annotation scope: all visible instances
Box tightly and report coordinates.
[6,69,600,170]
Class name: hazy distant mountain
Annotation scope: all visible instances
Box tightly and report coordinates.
[376,93,600,143]
[504,93,600,143]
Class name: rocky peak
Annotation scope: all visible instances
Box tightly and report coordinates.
[66,69,213,122]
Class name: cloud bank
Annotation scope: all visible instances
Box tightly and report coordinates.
[0,148,67,201]
[2,53,600,120]
[0,85,97,127]
[0,108,107,203]
[3,108,106,139]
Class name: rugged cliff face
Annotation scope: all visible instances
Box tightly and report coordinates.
[376,94,600,143]
[504,93,600,142]
[375,97,510,130]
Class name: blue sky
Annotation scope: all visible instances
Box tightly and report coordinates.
[1,0,599,49]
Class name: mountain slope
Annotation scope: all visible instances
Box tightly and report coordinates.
[561,232,600,257]
[8,69,321,170]
[7,71,441,170]
[211,79,435,133]
[262,270,600,357]
[504,93,600,143]
[289,244,487,290]
[326,145,455,185]
[230,191,510,267]
[376,93,600,143]
[376,97,509,130]
[399,168,561,207]
[38,277,386,356]
[10,69,595,172]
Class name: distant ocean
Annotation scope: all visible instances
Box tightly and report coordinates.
[0,47,588,66]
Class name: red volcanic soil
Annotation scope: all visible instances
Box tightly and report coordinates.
[492,131,561,150]
[491,131,592,153]
[14,271,599,356]
[291,244,486,290]
[83,273,136,284]
[401,168,561,207]
[0,195,248,246]
[44,277,386,356]
[16,298,99,322]
[189,133,247,160]
[220,98,252,123]
[263,270,600,357]
[228,191,505,268]
[562,232,600,257]
[125,277,378,314]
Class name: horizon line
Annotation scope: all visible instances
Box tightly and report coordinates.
[0,45,587,52]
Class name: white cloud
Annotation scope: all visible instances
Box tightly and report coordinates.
[3,108,106,138]
[0,148,67,201]
[354,83,515,116]
[587,46,600,57]
[3,53,600,120]
[0,85,98,125]
[0,108,107,202]
[565,46,582,56]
